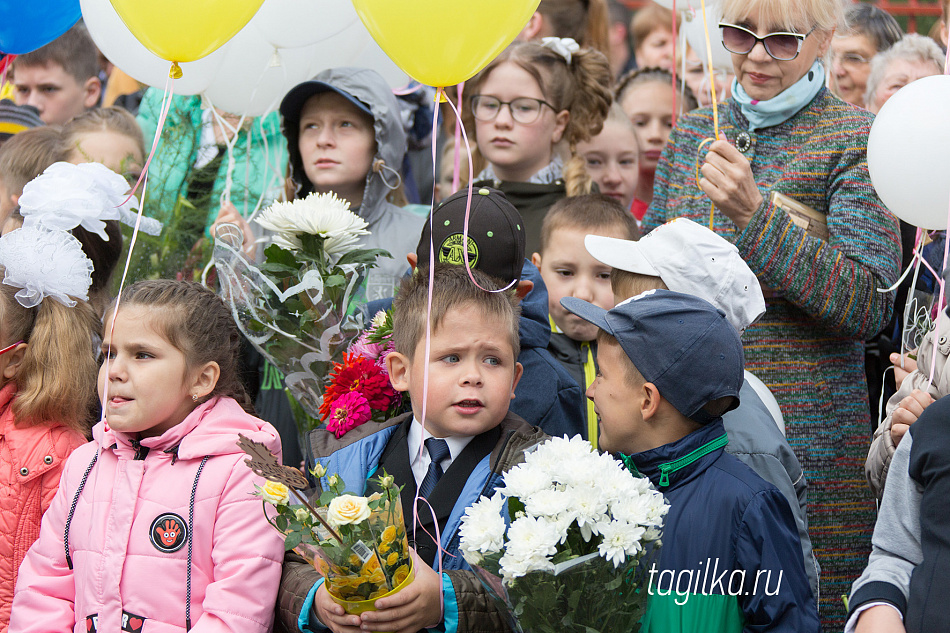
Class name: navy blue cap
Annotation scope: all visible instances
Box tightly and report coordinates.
[280,78,372,124]
[562,289,744,423]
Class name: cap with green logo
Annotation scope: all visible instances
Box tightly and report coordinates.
[416,187,526,285]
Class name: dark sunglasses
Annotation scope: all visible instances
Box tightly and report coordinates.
[719,23,815,61]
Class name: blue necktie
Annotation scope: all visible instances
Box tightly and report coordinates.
[419,438,450,499]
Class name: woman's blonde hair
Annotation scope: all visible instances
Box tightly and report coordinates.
[464,40,613,183]
[1,281,100,434]
[565,102,638,196]
[720,0,843,33]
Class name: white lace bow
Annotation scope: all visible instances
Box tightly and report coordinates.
[18,162,161,239]
[0,226,93,308]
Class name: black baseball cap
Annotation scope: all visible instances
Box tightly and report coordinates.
[562,289,743,423]
[416,187,526,286]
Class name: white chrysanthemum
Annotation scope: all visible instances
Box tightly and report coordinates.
[459,494,507,563]
[18,162,160,239]
[255,192,369,256]
[0,227,93,308]
[499,462,554,499]
[570,485,609,539]
[597,521,646,568]
[370,310,388,328]
[523,487,575,519]
[499,516,560,581]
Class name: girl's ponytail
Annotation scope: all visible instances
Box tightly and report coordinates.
[562,46,613,147]
[2,283,100,434]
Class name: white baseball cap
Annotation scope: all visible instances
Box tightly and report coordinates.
[585,218,766,333]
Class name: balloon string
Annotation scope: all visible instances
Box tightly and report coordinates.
[101,71,176,431]
[928,200,950,392]
[698,0,721,229]
[441,90,517,294]
[671,0,678,126]
[392,82,425,96]
[452,82,465,192]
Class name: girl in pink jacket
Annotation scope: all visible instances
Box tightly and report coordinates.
[0,229,100,632]
[11,280,286,633]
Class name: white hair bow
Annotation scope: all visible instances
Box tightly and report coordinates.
[18,162,162,239]
[0,226,93,308]
[541,37,580,65]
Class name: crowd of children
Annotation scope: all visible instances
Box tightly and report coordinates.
[3,1,950,633]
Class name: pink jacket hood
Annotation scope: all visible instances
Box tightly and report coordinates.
[12,397,285,633]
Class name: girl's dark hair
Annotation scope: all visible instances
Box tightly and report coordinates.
[615,67,699,114]
[538,0,611,58]
[71,221,122,317]
[113,280,255,414]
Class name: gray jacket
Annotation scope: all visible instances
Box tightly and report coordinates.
[724,377,819,601]
[307,67,425,300]
[847,432,919,630]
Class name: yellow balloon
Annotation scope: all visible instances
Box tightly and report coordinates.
[109,0,265,63]
[352,0,541,87]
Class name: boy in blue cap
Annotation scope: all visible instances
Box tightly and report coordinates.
[562,290,818,633]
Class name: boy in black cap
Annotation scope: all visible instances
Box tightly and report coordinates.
[563,290,818,633]
[400,186,585,438]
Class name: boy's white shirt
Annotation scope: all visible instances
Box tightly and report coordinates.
[407,417,474,488]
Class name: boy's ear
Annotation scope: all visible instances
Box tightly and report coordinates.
[82,76,102,109]
[2,342,28,380]
[510,361,524,400]
[519,12,544,41]
[385,351,411,393]
[530,252,542,268]
[406,252,418,270]
[640,382,662,422]
[191,361,221,399]
[515,280,534,301]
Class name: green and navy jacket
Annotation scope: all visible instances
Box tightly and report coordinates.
[630,420,819,633]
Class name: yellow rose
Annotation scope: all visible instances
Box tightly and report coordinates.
[312,462,327,479]
[381,525,397,544]
[294,508,311,522]
[393,564,410,586]
[260,481,290,505]
[386,551,399,566]
[327,495,371,527]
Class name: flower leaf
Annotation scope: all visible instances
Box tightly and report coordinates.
[335,248,392,267]
[284,531,302,551]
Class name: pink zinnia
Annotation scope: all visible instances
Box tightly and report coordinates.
[326,391,371,438]
[350,332,384,361]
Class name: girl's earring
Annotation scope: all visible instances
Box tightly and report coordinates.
[192,394,199,402]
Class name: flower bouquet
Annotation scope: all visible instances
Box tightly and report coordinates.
[459,436,668,633]
[238,435,414,615]
[213,192,390,434]
[319,309,404,438]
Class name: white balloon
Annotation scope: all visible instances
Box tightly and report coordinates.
[254,0,360,49]
[682,4,732,73]
[80,0,224,95]
[203,26,318,116]
[867,75,950,230]
[652,0,713,13]
[306,19,373,77]
[352,38,411,89]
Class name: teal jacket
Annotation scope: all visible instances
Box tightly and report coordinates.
[136,89,288,228]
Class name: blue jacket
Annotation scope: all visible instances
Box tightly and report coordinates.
[361,261,585,439]
[280,411,546,633]
[631,420,819,633]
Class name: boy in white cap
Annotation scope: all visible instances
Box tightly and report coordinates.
[586,217,819,601]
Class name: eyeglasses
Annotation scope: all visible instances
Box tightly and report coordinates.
[832,52,871,68]
[471,95,556,125]
[719,22,816,61]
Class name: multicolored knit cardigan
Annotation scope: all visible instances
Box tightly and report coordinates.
[641,87,902,628]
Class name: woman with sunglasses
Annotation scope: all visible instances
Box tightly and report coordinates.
[642,0,902,628]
